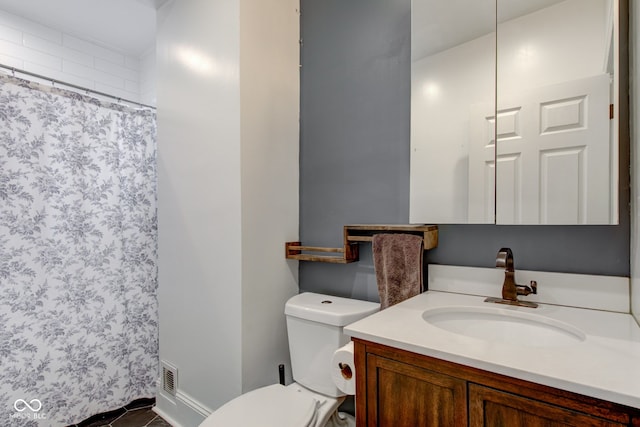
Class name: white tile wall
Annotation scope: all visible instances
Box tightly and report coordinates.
[139,48,156,106]
[0,9,156,106]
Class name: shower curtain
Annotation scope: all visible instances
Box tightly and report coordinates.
[0,74,158,426]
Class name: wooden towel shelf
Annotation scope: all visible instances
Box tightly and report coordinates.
[285,224,438,264]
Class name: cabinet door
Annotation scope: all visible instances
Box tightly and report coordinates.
[366,354,467,427]
[469,384,626,427]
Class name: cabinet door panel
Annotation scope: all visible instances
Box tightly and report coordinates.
[367,354,467,427]
[469,384,625,427]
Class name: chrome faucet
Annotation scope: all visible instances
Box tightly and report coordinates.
[486,248,538,308]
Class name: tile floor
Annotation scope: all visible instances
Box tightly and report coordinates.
[70,398,171,427]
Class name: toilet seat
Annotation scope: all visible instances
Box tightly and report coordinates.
[199,383,343,427]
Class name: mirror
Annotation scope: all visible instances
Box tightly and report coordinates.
[410,0,496,224]
[410,0,621,225]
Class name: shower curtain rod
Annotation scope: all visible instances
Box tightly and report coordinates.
[0,63,156,110]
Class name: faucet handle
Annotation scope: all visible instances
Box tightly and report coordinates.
[530,280,537,295]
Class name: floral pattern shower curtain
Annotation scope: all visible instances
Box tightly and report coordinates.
[0,74,158,426]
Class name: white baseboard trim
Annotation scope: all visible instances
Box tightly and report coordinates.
[152,406,180,427]
[175,389,213,418]
[155,378,213,427]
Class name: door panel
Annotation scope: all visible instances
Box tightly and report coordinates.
[485,74,610,223]
[469,384,625,427]
[499,74,610,224]
[366,354,467,427]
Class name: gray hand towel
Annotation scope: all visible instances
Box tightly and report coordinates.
[372,233,424,309]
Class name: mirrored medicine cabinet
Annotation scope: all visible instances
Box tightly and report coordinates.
[410,0,626,224]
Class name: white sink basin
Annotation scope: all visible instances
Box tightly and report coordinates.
[422,306,586,347]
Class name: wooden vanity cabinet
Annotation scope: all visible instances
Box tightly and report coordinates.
[353,339,640,427]
[365,352,467,426]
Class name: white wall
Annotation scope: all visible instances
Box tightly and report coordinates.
[239,0,300,392]
[631,0,640,325]
[156,0,299,425]
[410,33,494,223]
[496,0,609,96]
[0,8,154,105]
[156,0,243,424]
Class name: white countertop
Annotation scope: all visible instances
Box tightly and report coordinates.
[345,290,640,409]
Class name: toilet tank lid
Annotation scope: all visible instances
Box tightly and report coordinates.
[285,292,380,326]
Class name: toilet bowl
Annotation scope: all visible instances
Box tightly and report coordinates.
[199,292,379,427]
[199,383,350,427]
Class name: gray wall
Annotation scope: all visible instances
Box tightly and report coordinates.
[299,0,630,302]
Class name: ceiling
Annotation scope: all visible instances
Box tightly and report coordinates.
[0,0,568,60]
[0,0,164,57]
[412,0,566,60]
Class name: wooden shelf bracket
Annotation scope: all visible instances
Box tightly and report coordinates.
[285,224,438,264]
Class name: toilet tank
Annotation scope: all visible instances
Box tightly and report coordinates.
[284,292,380,397]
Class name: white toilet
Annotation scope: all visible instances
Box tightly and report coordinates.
[199,292,380,427]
